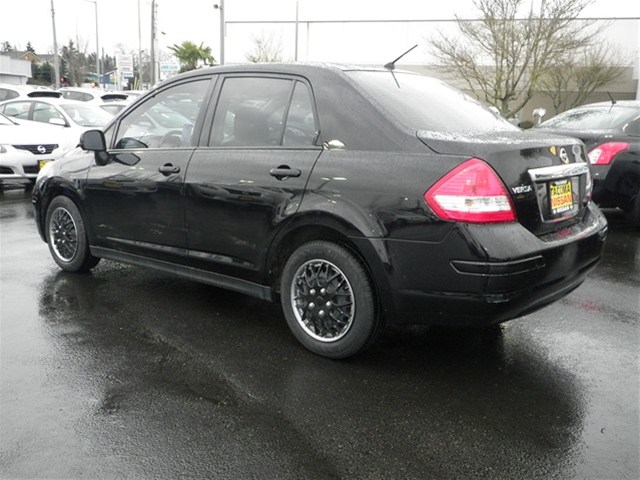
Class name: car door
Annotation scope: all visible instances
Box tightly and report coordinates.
[84,77,213,262]
[184,75,322,283]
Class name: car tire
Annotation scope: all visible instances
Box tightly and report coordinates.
[45,196,100,272]
[280,241,383,359]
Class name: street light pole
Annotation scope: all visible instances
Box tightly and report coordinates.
[85,0,100,84]
[294,0,299,61]
[214,1,225,65]
[50,0,60,88]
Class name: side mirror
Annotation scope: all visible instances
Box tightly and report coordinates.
[80,129,106,152]
[49,117,66,126]
[79,129,109,165]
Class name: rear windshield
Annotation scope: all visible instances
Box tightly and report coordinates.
[538,106,639,130]
[347,71,516,133]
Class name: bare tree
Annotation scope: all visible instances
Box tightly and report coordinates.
[430,0,597,117]
[245,31,283,63]
[540,43,627,113]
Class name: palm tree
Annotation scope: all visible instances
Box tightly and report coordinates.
[168,41,215,72]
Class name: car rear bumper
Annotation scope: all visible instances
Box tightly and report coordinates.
[357,204,608,326]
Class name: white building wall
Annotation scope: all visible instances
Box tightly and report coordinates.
[0,55,31,84]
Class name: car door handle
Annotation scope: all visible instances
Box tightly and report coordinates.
[269,166,301,180]
[158,164,180,175]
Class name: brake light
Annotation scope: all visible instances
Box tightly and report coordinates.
[424,158,516,223]
[588,142,629,165]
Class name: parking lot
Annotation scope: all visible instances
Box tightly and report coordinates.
[1,186,638,479]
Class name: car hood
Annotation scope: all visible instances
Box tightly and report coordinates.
[0,123,67,145]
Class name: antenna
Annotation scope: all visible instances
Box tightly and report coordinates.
[607,92,617,106]
[384,44,418,71]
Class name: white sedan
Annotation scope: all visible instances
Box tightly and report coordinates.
[0,113,72,188]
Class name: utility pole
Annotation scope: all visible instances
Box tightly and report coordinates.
[50,0,60,88]
[150,0,157,84]
[294,0,299,61]
[138,0,142,88]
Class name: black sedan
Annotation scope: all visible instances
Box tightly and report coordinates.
[536,101,640,225]
[33,64,607,358]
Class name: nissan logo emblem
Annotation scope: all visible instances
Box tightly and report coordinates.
[37,145,46,154]
[559,148,569,164]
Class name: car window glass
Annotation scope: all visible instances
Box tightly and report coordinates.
[539,106,639,130]
[0,88,19,102]
[347,71,517,133]
[33,102,65,124]
[60,103,112,127]
[283,82,317,147]
[1,101,31,120]
[210,77,293,147]
[113,79,209,149]
[623,117,640,136]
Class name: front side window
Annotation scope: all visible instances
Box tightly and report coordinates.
[210,77,295,147]
[33,102,66,124]
[113,79,209,149]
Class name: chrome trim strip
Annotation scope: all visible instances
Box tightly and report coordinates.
[528,163,589,182]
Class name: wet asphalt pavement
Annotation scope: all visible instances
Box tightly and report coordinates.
[0,187,638,480]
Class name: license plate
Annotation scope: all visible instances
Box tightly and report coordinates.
[38,160,50,170]
[549,179,574,215]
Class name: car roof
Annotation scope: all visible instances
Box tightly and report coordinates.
[0,96,86,106]
[0,83,61,98]
[575,100,640,110]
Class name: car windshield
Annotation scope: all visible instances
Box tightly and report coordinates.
[60,103,113,127]
[347,71,516,133]
[538,106,639,130]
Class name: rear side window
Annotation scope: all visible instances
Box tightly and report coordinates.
[210,77,294,147]
[347,71,515,133]
[0,101,31,120]
[0,88,19,102]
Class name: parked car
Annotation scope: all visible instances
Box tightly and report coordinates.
[0,83,61,102]
[32,64,607,358]
[0,97,113,144]
[536,101,640,225]
[0,112,69,188]
[59,87,129,103]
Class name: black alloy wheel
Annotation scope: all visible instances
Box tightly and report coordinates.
[45,196,99,272]
[280,241,382,359]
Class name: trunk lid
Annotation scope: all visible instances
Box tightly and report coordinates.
[418,130,592,236]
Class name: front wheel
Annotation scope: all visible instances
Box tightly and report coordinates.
[45,196,100,272]
[280,241,383,359]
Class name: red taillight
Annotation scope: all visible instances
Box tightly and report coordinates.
[424,158,516,223]
[588,142,629,165]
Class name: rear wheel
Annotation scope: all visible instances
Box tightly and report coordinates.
[280,241,382,359]
[45,196,100,272]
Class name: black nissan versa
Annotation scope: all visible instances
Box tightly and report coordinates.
[33,64,608,358]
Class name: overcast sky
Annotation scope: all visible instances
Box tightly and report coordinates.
[1,0,638,65]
